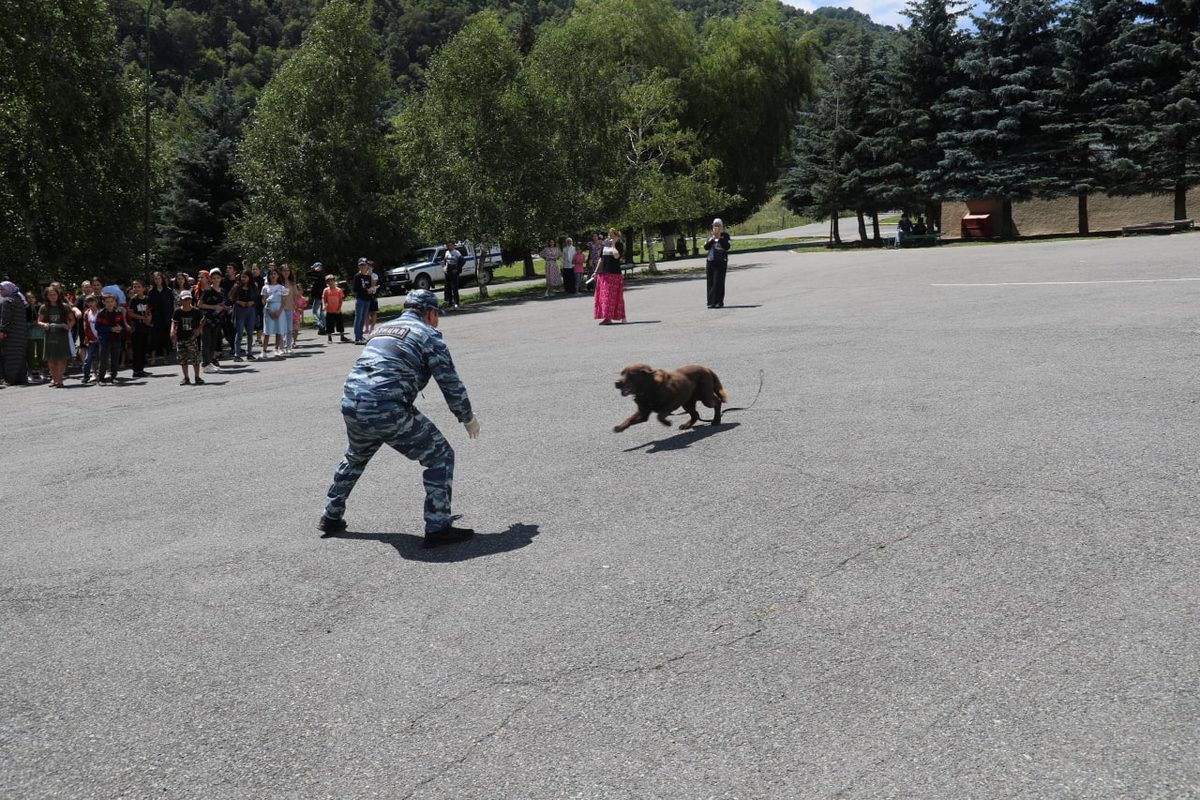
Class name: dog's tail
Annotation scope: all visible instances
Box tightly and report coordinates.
[714,372,728,402]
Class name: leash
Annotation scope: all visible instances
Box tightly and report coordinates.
[674,369,765,421]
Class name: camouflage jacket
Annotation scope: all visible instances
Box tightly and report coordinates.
[342,310,473,422]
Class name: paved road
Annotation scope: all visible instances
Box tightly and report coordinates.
[4,235,1199,798]
[735,214,897,241]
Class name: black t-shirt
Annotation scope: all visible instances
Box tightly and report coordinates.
[309,275,326,304]
[599,240,625,274]
[128,296,152,329]
[173,308,203,341]
[353,272,374,299]
[252,275,265,309]
[200,287,224,319]
[233,285,257,306]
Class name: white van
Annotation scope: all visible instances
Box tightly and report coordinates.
[383,242,502,294]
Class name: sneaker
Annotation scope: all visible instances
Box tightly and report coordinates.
[318,516,348,537]
[247,354,257,361]
[274,350,284,359]
[203,364,219,374]
[423,524,475,548]
[81,376,92,385]
[354,339,366,345]
[180,378,191,385]
[193,376,206,385]
[340,336,351,342]
[233,356,244,363]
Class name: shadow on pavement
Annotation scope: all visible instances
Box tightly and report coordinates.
[624,421,740,453]
[330,522,540,562]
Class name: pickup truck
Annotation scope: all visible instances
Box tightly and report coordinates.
[383,242,503,294]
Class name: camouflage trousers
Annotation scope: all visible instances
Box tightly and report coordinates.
[323,399,455,534]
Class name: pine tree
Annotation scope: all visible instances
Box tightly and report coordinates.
[1132,0,1200,220]
[1045,0,1149,232]
[781,66,857,244]
[155,82,244,271]
[928,0,1062,237]
[887,0,969,230]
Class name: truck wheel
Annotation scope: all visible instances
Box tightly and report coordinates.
[477,268,492,287]
[415,274,432,291]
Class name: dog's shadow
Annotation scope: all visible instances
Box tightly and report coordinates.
[624,421,740,453]
[327,522,540,562]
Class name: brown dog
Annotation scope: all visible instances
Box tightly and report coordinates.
[613,364,728,432]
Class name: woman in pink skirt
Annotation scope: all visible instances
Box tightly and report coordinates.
[593,227,626,325]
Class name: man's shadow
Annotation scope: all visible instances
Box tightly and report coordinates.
[623,421,740,453]
[327,522,540,562]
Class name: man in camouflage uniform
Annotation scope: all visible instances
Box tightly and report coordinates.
[319,289,481,547]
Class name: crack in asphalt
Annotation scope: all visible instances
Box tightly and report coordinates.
[968,481,1113,511]
[398,698,533,800]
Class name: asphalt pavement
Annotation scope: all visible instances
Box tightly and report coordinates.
[3,234,1199,798]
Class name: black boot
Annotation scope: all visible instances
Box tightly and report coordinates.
[423,524,475,548]
[318,515,348,537]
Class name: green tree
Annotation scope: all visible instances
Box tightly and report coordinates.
[1044,0,1152,232]
[1131,0,1200,220]
[929,0,1062,237]
[155,81,245,271]
[394,11,546,291]
[887,0,969,230]
[1,0,143,286]
[616,69,733,271]
[683,0,815,224]
[233,0,400,274]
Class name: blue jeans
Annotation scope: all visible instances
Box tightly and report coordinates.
[233,306,256,357]
[353,297,370,342]
[83,342,98,378]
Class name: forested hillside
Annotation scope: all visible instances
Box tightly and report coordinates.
[111,0,886,103]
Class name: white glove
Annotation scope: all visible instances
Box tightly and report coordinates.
[464,417,481,439]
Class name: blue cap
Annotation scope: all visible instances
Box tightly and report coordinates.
[403,289,441,312]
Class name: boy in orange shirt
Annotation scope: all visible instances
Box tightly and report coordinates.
[322,275,348,343]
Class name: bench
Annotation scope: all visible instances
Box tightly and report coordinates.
[1121,219,1194,235]
[621,262,638,276]
[886,232,943,248]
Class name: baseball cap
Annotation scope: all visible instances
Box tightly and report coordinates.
[357,257,368,265]
[403,289,441,312]
[311,261,324,270]
[179,292,193,302]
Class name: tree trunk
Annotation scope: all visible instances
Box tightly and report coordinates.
[830,211,841,245]
[856,209,868,243]
[1077,191,1089,235]
[926,201,941,233]
[1001,199,1014,239]
[644,225,659,274]
[523,252,535,279]
[1175,180,1187,221]
[870,210,881,245]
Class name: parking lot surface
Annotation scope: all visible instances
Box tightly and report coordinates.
[3,234,1198,798]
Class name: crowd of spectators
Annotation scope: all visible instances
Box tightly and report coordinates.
[0,260,352,389]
